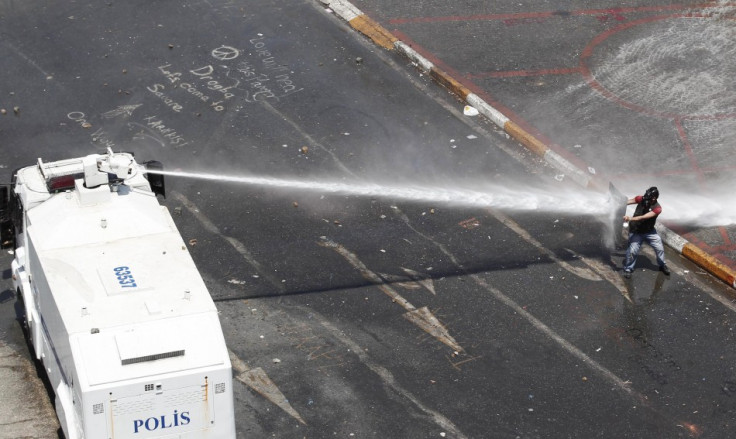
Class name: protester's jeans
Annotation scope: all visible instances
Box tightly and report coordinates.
[624,231,666,272]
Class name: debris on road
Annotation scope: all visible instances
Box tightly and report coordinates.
[463,105,479,116]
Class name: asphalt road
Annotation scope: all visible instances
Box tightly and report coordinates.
[1,1,736,438]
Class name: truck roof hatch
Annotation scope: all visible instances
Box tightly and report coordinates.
[116,330,186,366]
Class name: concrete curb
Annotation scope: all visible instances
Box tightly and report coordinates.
[658,224,736,289]
[319,0,736,290]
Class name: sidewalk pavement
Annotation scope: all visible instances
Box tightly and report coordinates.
[319,0,736,291]
[0,340,59,439]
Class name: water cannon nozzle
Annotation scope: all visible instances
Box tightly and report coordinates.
[103,154,135,179]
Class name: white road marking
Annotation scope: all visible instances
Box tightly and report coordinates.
[470,274,640,398]
[487,209,602,281]
[319,237,464,352]
[171,191,286,292]
[229,349,306,425]
[260,100,358,178]
[377,269,436,295]
[401,266,437,295]
[318,318,469,439]
[3,41,53,78]
[563,248,632,302]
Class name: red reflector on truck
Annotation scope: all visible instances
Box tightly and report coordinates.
[47,174,81,192]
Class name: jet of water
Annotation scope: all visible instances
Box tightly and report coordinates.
[144,169,614,216]
[144,169,736,228]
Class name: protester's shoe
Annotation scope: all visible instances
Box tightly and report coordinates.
[660,265,671,276]
[624,270,632,279]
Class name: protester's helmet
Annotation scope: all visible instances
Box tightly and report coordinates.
[642,186,659,204]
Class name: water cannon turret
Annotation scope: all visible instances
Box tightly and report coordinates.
[83,148,136,188]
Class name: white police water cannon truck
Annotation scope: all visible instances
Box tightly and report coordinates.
[0,149,236,439]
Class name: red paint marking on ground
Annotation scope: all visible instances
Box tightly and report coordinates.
[719,228,733,246]
[579,13,735,121]
[578,17,661,119]
[683,234,713,249]
[388,3,725,25]
[674,117,705,184]
[391,30,588,171]
[502,16,551,26]
[468,67,583,79]
[713,243,736,255]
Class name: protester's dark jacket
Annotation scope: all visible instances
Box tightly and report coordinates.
[630,197,661,233]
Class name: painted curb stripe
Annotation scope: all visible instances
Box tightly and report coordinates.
[348,15,398,50]
[395,41,434,72]
[657,224,688,253]
[682,243,736,288]
[543,149,591,188]
[466,93,509,127]
[504,120,548,156]
[657,223,736,288]
[323,0,361,21]
[319,0,736,290]
[429,68,470,99]
[325,0,397,49]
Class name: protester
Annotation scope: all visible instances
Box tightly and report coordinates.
[622,186,670,278]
